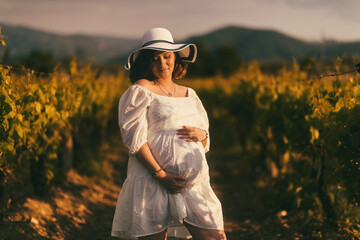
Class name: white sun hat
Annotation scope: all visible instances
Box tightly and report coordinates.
[125,27,197,70]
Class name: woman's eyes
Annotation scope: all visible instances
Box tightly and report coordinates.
[152,54,172,62]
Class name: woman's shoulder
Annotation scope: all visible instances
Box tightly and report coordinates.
[121,80,154,101]
[132,79,157,92]
[134,78,152,86]
[133,78,156,91]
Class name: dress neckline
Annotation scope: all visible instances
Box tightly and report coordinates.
[133,84,191,99]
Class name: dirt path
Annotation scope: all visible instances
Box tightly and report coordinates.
[64,139,127,240]
[69,140,303,240]
[2,136,303,240]
[1,136,127,240]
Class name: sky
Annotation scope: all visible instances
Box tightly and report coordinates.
[0,0,359,42]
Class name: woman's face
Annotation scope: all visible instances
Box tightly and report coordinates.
[149,51,175,80]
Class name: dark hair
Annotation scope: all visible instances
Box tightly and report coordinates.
[129,50,188,84]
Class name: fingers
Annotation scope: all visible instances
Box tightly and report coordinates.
[166,172,187,185]
[176,126,193,135]
[176,125,198,141]
[159,172,187,194]
[176,125,194,133]
[169,183,186,194]
[171,177,186,185]
[169,180,186,194]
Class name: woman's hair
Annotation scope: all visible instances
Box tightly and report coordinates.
[129,50,188,84]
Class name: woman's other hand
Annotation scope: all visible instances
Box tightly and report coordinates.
[177,125,207,142]
[156,170,187,194]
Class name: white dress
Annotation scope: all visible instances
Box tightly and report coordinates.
[111,84,224,239]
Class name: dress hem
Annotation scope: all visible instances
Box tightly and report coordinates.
[183,219,224,231]
[111,219,224,239]
[111,227,169,239]
[111,224,191,239]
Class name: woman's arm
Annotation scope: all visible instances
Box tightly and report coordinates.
[176,125,208,148]
[136,143,187,194]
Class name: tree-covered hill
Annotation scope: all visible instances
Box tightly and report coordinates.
[1,24,360,65]
[0,24,138,63]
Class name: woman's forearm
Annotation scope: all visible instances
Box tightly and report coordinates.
[135,142,186,193]
[136,142,162,174]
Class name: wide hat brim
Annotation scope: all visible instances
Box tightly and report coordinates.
[125,42,197,70]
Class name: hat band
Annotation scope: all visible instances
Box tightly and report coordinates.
[142,40,174,47]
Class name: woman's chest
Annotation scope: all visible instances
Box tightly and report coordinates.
[147,99,199,125]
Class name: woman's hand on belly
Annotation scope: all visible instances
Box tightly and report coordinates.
[156,170,187,194]
[177,125,206,142]
[177,125,208,147]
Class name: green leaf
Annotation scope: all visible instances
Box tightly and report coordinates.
[45,105,56,118]
[14,125,24,139]
[34,102,42,114]
[2,119,9,131]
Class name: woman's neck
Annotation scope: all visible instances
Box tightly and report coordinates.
[155,78,174,88]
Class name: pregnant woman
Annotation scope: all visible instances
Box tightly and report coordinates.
[111,28,226,240]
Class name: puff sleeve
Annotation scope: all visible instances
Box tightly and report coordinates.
[191,89,210,153]
[118,85,153,155]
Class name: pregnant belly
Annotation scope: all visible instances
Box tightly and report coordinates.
[172,145,205,186]
[149,136,206,186]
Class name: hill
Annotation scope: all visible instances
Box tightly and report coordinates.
[0,24,138,63]
[186,26,318,61]
[1,24,360,65]
[186,26,360,61]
